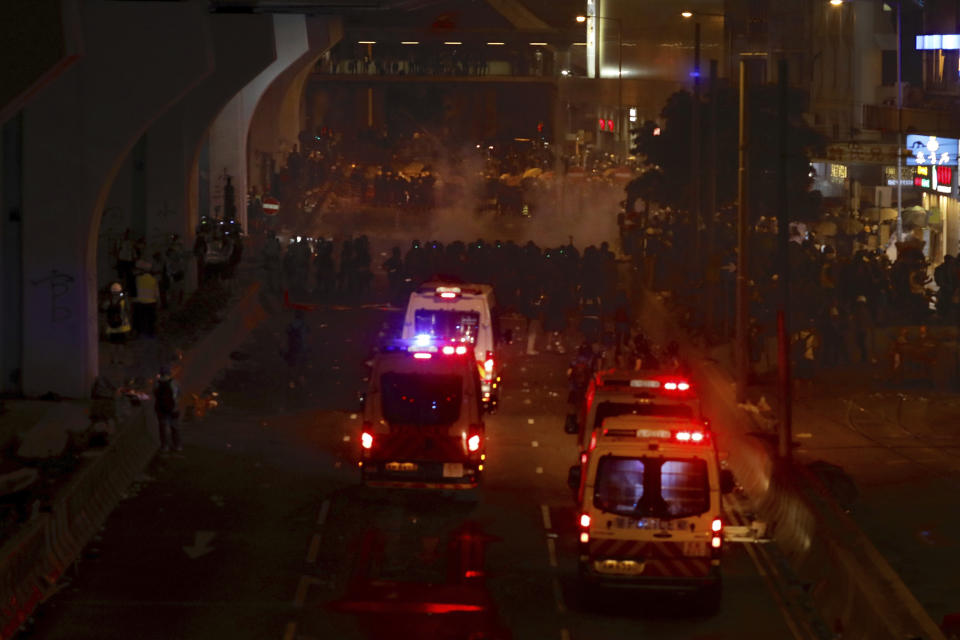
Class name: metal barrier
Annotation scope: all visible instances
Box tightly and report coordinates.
[0,404,157,639]
[0,279,266,638]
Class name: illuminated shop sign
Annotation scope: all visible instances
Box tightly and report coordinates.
[906,134,959,166]
[916,34,960,50]
[936,166,953,194]
[914,165,955,193]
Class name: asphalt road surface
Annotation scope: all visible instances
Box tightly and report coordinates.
[28,257,803,639]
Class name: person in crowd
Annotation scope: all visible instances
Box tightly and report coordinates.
[133,260,160,338]
[154,364,182,453]
[261,230,283,294]
[114,228,138,294]
[165,234,187,308]
[103,282,132,365]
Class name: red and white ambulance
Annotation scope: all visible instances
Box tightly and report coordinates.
[360,337,485,490]
[567,412,734,613]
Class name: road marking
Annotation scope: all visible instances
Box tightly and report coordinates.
[306,533,321,564]
[724,496,807,640]
[796,433,813,439]
[546,537,558,568]
[560,629,571,640]
[541,504,552,530]
[294,575,322,608]
[282,621,296,640]
[317,499,330,526]
[551,576,566,613]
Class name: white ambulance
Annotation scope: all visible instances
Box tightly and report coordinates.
[360,337,485,490]
[565,369,703,453]
[401,281,501,410]
[567,414,735,613]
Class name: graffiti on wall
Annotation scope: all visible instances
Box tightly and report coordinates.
[30,269,75,324]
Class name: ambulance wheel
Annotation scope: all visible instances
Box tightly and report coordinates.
[696,583,722,616]
[576,580,601,612]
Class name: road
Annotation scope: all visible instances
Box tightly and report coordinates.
[28,221,807,639]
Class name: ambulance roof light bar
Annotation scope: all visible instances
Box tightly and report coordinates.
[435,286,461,299]
[601,427,710,444]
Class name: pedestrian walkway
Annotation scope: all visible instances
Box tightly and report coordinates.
[0,255,263,548]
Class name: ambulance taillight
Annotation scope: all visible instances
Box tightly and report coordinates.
[711,517,723,549]
[579,513,591,543]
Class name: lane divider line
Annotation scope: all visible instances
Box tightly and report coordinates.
[282,621,296,640]
[294,575,321,608]
[306,533,322,564]
[551,576,566,613]
[546,537,558,568]
[540,504,552,531]
[724,496,810,640]
[317,499,330,527]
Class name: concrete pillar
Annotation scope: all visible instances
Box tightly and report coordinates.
[1,114,23,394]
[246,16,342,204]
[20,0,213,398]
[136,13,277,293]
[208,14,342,230]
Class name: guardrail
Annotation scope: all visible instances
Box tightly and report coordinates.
[0,404,157,639]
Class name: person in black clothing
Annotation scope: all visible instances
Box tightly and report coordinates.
[382,246,403,302]
[154,365,182,453]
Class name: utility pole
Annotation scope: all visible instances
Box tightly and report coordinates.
[692,22,702,261]
[706,59,718,339]
[895,0,903,243]
[776,59,792,461]
[736,59,750,403]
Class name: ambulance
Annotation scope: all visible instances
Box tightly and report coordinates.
[565,369,703,454]
[567,414,735,613]
[401,280,501,410]
[359,336,485,490]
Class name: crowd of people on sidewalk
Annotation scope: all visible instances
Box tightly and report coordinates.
[315,45,553,77]
[624,205,960,385]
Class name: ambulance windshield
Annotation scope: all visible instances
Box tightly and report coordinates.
[381,372,463,426]
[594,401,694,425]
[593,455,710,519]
[414,310,480,344]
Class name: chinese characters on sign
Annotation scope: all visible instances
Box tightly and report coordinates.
[906,135,959,167]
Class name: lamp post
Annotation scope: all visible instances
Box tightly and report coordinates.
[681,10,725,296]
[577,14,623,160]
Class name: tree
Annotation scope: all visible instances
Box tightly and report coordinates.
[631,84,826,223]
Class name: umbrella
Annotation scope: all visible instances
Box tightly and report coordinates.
[815,220,838,236]
[402,161,424,175]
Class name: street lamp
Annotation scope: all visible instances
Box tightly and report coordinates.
[577,13,623,160]
[680,10,725,270]
[830,0,903,243]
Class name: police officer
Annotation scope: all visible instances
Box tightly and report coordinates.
[103,282,132,365]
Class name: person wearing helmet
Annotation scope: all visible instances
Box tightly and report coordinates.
[102,282,131,365]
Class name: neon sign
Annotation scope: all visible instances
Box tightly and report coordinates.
[906,134,959,166]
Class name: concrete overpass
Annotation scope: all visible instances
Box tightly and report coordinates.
[0,0,342,399]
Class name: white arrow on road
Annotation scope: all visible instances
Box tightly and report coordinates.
[183,531,216,559]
